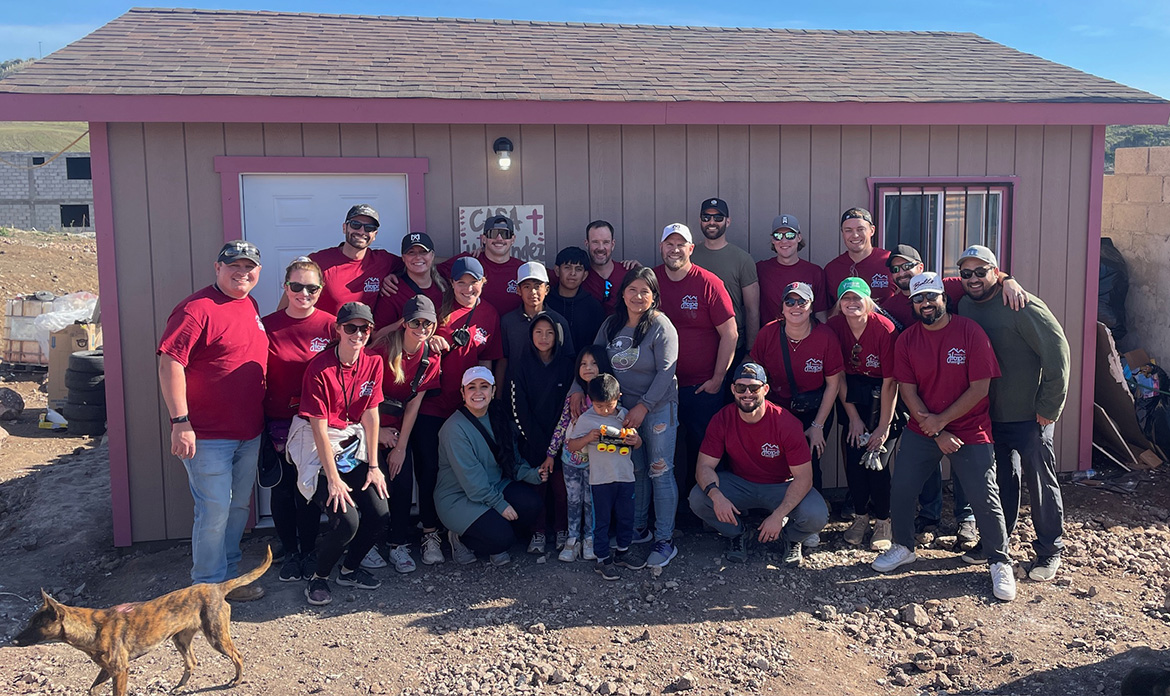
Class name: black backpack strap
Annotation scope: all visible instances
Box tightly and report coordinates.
[400,273,424,296]
[408,343,431,400]
[779,321,799,392]
[458,405,499,460]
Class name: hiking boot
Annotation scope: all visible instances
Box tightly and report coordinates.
[555,531,570,550]
[961,543,988,566]
[1028,555,1061,582]
[528,532,546,555]
[956,519,979,549]
[646,539,678,567]
[844,514,870,546]
[558,538,579,563]
[359,545,388,570]
[781,540,803,567]
[305,576,332,606]
[336,566,381,590]
[225,584,265,602]
[803,532,821,549]
[278,552,304,582]
[631,527,653,545]
[872,543,917,573]
[421,531,445,565]
[596,558,620,581]
[726,534,748,563]
[990,561,1017,601]
[448,531,477,565]
[489,552,511,567]
[615,545,648,570]
[870,518,893,551]
[581,537,597,561]
[387,544,417,574]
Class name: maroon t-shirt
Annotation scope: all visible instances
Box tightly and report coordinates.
[826,312,898,379]
[438,252,523,317]
[372,277,444,329]
[262,309,337,420]
[582,262,633,314]
[309,245,403,316]
[756,258,829,323]
[700,401,812,484]
[370,341,442,430]
[824,248,894,304]
[420,300,503,419]
[157,285,269,440]
[749,322,843,405]
[893,315,1001,444]
[881,276,965,330]
[299,347,385,430]
[654,264,736,387]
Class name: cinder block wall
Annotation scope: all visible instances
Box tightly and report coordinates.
[1102,146,1170,357]
[0,151,94,231]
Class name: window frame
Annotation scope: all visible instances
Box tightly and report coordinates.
[65,156,92,180]
[60,204,90,228]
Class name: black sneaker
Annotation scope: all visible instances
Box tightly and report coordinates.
[305,576,332,606]
[278,551,303,582]
[726,534,748,563]
[596,559,620,581]
[300,550,318,580]
[615,546,647,570]
[961,543,988,566]
[336,566,382,590]
[631,527,653,544]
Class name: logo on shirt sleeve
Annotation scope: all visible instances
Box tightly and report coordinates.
[803,358,823,373]
[947,348,967,365]
[309,337,330,352]
[680,295,699,311]
[364,277,382,293]
[360,380,376,397]
[761,443,781,458]
[870,273,889,289]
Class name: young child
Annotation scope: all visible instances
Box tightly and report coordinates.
[545,346,612,562]
[567,373,646,580]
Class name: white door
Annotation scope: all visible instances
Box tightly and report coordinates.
[240,174,409,315]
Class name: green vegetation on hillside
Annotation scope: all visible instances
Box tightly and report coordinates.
[1106,125,1170,173]
[0,122,89,153]
[0,58,35,80]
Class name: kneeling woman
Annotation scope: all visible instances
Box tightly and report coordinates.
[289,302,388,606]
[435,367,548,565]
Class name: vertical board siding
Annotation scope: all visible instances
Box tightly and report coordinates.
[486,124,523,208]
[809,126,843,270]
[518,124,557,253]
[1062,126,1094,469]
[652,125,687,263]
[620,126,656,264]
[413,125,453,250]
[746,126,781,261]
[588,125,623,227]
[778,127,812,260]
[261,123,303,157]
[376,124,415,158]
[717,126,751,250]
[553,125,591,255]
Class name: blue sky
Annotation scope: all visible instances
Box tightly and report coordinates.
[3,0,1168,99]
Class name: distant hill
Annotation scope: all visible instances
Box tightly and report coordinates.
[1106,125,1170,173]
[0,122,89,153]
[0,58,34,80]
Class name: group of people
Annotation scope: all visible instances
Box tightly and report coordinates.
[157,197,1070,606]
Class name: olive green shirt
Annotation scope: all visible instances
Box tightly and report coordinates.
[691,242,758,350]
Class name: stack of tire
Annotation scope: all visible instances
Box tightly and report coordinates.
[64,349,106,436]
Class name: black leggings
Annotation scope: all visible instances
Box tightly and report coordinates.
[837,402,897,520]
[460,482,543,556]
[267,448,319,556]
[311,462,390,577]
[409,414,445,530]
[378,444,415,546]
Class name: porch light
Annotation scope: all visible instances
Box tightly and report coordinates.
[493,137,513,171]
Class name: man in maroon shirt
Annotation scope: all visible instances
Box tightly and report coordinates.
[688,362,827,566]
[581,219,639,313]
[438,215,525,316]
[158,240,270,599]
[301,204,403,316]
[824,207,894,304]
[874,272,1016,602]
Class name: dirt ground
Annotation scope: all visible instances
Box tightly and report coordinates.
[1,229,1169,696]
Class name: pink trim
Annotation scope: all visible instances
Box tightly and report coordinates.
[867,176,1021,186]
[1,93,1167,127]
[1080,125,1106,471]
[90,123,132,547]
[214,157,429,240]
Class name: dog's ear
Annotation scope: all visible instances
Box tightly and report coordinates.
[40,589,63,613]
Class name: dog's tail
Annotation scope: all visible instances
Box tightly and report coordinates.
[220,546,273,594]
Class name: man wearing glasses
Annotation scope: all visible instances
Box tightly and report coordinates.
[876,272,1016,602]
[157,240,270,600]
[957,245,1069,583]
[302,204,402,316]
[691,198,761,352]
[439,215,524,316]
[580,219,638,314]
[756,214,829,324]
[688,362,828,566]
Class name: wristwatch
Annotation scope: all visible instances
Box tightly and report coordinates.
[703,481,720,496]
[170,415,190,424]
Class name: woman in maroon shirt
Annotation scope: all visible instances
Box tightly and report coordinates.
[826,277,900,551]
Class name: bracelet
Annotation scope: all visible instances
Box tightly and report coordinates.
[811,421,823,429]
[170,415,190,424]
[703,481,719,496]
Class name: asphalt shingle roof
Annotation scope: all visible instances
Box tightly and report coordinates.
[0,8,1161,104]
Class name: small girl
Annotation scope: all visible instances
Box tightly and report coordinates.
[543,345,613,562]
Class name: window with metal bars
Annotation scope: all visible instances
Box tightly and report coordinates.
[874,182,1013,277]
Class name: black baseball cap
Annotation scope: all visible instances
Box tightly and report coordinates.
[401,232,434,254]
[345,204,380,226]
[889,244,923,267]
[700,197,730,216]
[218,240,261,265]
[403,295,437,324]
[336,302,374,325]
[733,362,768,384]
[841,207,874,225]
[484,215,514,234]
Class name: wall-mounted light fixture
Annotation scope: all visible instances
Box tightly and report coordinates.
[492,137,514,171]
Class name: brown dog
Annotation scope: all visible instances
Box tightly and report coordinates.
[11,546,271,696]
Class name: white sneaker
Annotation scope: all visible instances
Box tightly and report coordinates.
[558,538,579,562]
[448,530,477,565]
[990,561,1017,601]
[870,518,893,551]
[388,544,417,574]
[421,531,445,565]
[359,546,387,570]
[581,537,597,561]
[844,514,870,545]
[489,551,511,566]
[528,532,546,555]
[872,543,918,573]
[803,532,821,549]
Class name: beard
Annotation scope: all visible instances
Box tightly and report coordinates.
[917,305,945,325]
[736,396,761,413]
[702,226,726,240]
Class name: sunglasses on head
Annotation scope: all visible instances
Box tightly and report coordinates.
[889,261,920,273]
[783,296,809,308]
[959,265,994,279]
[911,292,942,304]
[286,282,320,295]
[732,383,764,394]
[346,220,379,233]
[771,230,799,241]
[700,214,726,222]
[484,228,514,239]
[341,323,372,335]
[406,318,434,330]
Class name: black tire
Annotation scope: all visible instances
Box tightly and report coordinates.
[67,417,106,436]
[64,403,107,422]
[67,386,106,406]
[68,349,104,374]
[65,369,105,391]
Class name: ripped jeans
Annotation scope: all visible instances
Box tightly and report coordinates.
[631,401,678,542]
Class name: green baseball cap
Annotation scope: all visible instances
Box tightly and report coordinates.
[837,277,872,299]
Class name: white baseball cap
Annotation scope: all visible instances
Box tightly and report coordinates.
[461,366,495,387]
[908,271,945,297]
[660,223,693,244]
[516,261,549,285]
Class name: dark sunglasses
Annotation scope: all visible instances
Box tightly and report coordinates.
[286,282,321,295]
[341,323,372,335]
[405,318,434,330]
[484,229,514,239]
[888,261,920,273]
[959,265,994,279]
[346,220,379,233]
[850,343,863,367]
[771,230,799,241]
[700,214,726,222]
[732,383,764,394]
[911,292,942,304]
[783,297,809,308]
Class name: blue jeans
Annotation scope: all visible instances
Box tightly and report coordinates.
[181,435,261,584]
[592,481,635,561]
[632,401,679,542]
[562,460,594,543]
[918,464,974,527]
